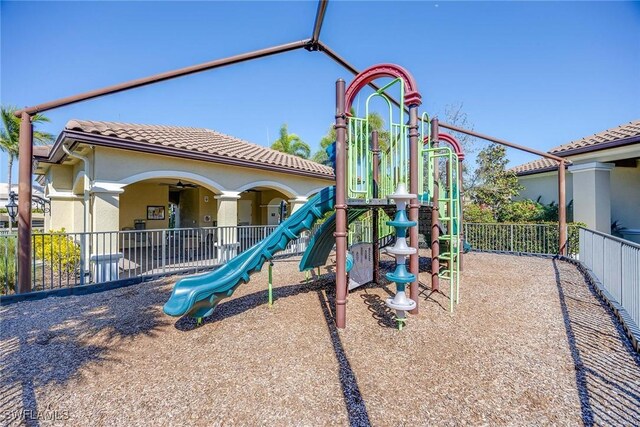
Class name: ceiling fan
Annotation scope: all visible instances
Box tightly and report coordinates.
[159,180,198,189]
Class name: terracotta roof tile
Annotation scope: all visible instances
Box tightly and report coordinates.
[550,119,640,154]
[511,119,639,175]
[64,119,334,178]
[510,157,562,175]
[33,145,52,158]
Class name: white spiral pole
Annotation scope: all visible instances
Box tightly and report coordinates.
[385,183,418,330]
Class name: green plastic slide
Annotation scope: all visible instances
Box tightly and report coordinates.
[299,208,368,271]
[163,186,336,319]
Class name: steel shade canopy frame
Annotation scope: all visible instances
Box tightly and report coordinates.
[13,0,567,315]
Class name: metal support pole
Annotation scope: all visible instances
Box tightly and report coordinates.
[268,261,274,307]
[408,105,420,313]
[558,160,567,255]
[334,79,348,329]
[458,160,465,271]
[17,113,33,293]
[371,130,380,284]
[162,229,167,273]
[430,118,440,292]
[310,0,329,44]
[16,40,310,117]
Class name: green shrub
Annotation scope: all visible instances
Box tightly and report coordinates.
[0,237,16,293]
[497,200,545,223]
[463,203,495,223]
[464,222,584,256]
[33,229,80,273]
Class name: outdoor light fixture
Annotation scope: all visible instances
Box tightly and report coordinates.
[6,191,18,222]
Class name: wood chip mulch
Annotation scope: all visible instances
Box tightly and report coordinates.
[1,251,639,426]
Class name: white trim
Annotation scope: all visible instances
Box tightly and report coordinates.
[568,162,615,173]
[214,191,241,201]
[235,180,297,198]
[304,186,329,198]
[289,197,309,204]
[118,170,226,194]
[47,190,82,201]
[91,181,125,194]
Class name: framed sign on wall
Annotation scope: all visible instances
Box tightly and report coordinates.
[147,205,166,220]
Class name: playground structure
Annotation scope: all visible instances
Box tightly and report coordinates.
[164,63,466,329]
[11,0,569,309]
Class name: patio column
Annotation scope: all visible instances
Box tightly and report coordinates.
[288,196,309,213]
[568,162,614,233]
[90,184,124,282]
[215,191,241,259]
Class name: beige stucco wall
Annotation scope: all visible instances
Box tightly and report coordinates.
[517,172,573,205]
[259,189,288,225]
[198,187,217,227]
[518,160,640,231]
[570,165,613,232]
[179,188,199,228]
[93,147,331,198]
[42,146,332,233]
[47,165,74,191]
[92,192,120,233]
[47,198,77,232]
[610,163,640,230]
[119,183,169,230]
[119,184,221,230]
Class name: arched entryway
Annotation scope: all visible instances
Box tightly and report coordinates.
[119,177,221,231]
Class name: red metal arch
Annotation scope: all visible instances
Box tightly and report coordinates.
[424,132,465,161]
[344,63,422,113]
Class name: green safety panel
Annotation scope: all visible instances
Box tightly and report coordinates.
[299,208,369,271]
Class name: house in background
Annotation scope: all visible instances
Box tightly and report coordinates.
[0,183,46,229]
[33,120,334,235]
[512,120,640,241]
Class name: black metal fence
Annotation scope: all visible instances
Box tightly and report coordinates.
[464,223,581,257]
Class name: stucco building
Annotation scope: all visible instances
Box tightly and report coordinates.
[512,120,640,240]
[34,120,334,234]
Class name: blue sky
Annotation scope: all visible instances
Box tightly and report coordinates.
[1,1,639,182]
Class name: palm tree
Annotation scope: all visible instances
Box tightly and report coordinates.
[312,111,390,165]
[270,124,311,159]
[0,106,54,230]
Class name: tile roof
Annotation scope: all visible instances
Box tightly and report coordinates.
[550,120,640,155]
[510,157,562,175]
[33,145,52,158]
[511,119,640,176]
[61,119,334,178]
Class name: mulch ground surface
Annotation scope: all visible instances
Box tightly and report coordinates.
[1,251,639,426]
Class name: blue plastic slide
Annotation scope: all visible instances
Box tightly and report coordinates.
[164,186,336,319]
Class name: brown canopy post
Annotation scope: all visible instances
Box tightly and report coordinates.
[408,105,420,313]
[334,79,348,329]
[558,160,567,255]
[430,118,440,292]
[17,113,33,293]
[438,122,567,256]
